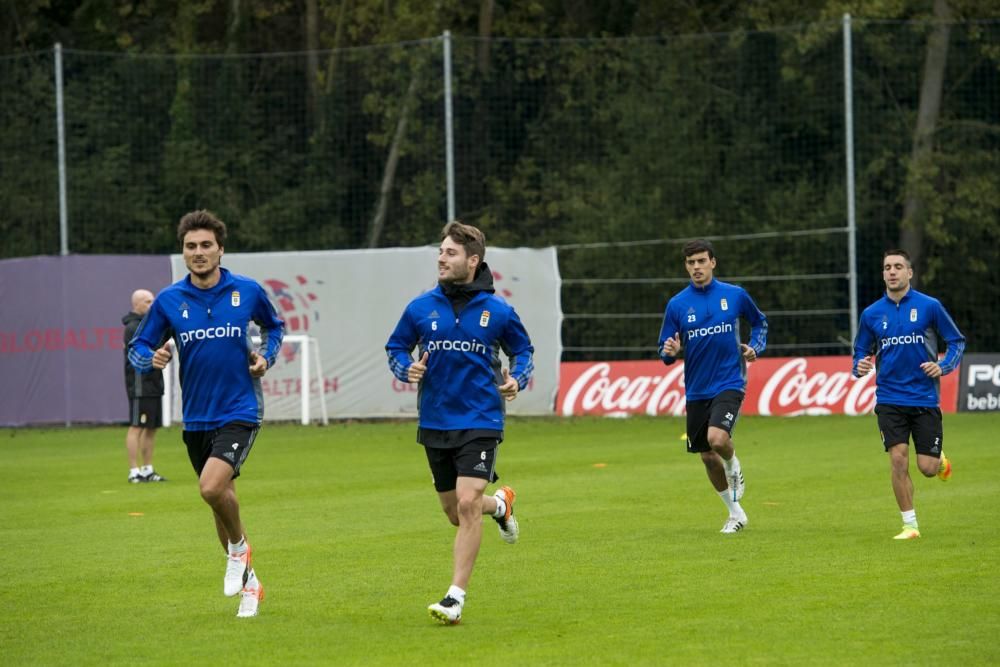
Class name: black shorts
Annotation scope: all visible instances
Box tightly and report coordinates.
[182,421,260,479]
[425,437,500,493]
[874,404,943,456]
[685,390,744,453]
[128,397,162,428]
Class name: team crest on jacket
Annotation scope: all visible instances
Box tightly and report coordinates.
[720,298,729,311]
[480,310,491,327]
[910,308,917,322]
[231,291,241,307]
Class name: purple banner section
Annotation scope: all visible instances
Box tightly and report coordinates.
[0,255,172,426]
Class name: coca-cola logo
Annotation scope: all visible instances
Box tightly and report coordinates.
[558,357,881,418]
[560,363,687,417]
[757,358,876,416]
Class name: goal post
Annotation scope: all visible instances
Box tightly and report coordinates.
[161,334,329,427]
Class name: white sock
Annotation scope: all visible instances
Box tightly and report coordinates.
[129,467,141,477]
[493,496,506,519]
[140,465,153,475]
[446,585,466,604]
[245,568,259,589]
[718,489,743,517]
[228,536,248,555]
[901,510,917,527]
[723,454,740,475]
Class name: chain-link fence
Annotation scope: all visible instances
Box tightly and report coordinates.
[2,19,998,358]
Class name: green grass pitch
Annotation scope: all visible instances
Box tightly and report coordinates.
[1,414,998,665]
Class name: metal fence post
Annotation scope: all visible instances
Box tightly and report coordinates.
[843,14,859,343]
[442,31,456,222]
[54,42,69,256]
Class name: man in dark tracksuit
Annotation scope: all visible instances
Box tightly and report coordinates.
[123,289,167,483]
[386,221,534,626]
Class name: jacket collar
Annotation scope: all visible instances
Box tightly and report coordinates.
[689,277,717,293]
[183,266,233,292]
[883,286,914,305]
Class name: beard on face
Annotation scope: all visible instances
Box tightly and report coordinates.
[440,263,470,284]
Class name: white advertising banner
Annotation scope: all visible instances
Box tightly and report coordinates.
[169,246,561,420]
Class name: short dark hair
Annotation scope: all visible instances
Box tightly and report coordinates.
[683,239,715,259]
[177,210,227,247]
[441,220,485,261]
[883,248,911,266]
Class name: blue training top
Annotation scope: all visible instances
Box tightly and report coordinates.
[658,278,768,401]
[128,267,285,430]
[852,288,964,407]
[385,285,534,431]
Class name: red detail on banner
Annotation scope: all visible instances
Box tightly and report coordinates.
[558,356,958,417]
[260,375,339,396]
[0,327,125,354]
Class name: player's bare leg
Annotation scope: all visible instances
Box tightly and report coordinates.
[134,428,165,481]
[451,476,489,590]
[201,459,252,595]
[212,507,246,553]
[888,444,914,513]
[435,487,500,528]
[888,443,920,539]
[138,428,155,469]
[701,450,729,493]
[703,444,747,533]
[125,427,143,482]
[428,477,496,624]
[708,426,744,500]
[916,453,942,478]
[201,459,244,543]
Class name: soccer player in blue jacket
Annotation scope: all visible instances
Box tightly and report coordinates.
[658,239,767,534]
[386,221,534,625]
[128,210,284,617]
[852,249,964,540]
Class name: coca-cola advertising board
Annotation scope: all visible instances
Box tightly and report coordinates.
[559,356,959,417]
